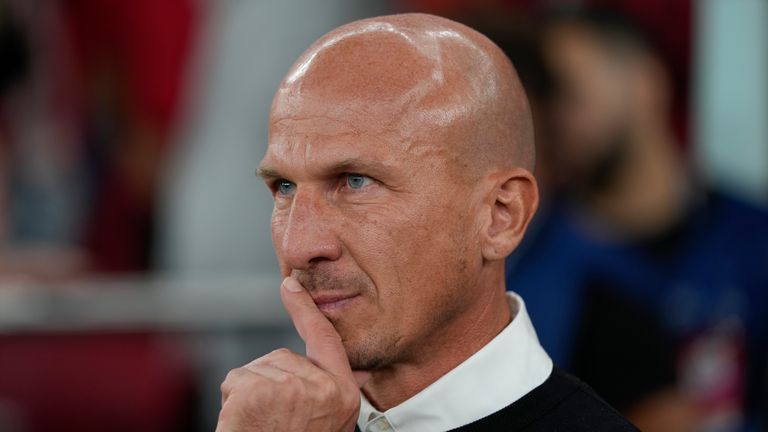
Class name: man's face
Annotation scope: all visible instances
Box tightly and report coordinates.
[543,24,632,187]
[260,95,483,371]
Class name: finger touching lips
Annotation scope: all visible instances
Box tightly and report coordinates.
[280,277,354,380]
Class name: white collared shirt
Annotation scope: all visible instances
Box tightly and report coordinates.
[357,292,553,432]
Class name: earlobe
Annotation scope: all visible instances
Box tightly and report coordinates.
[481,169,539,261]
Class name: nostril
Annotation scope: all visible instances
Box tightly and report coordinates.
[308,256,329,265]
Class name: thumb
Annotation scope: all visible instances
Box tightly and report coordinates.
[280,277,354,379]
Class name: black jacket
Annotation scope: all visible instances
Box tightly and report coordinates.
[449,367,638,431]
[356,367,638,431]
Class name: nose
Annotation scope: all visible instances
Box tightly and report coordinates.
[276,189,342,271]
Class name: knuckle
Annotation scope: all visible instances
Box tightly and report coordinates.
[274,371,298,386]
[257,348,298,368]
[220,367,265,397]
[264,374,304,406]
[223,367,243,382]
[220,368,243,393]
[269,347,295,358]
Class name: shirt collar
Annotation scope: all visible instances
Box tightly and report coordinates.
[357,291,553,432]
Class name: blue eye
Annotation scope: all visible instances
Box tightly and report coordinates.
[276,180,296,196]
[346,174,371,190]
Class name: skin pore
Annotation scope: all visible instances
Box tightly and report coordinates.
[258,14,538,411]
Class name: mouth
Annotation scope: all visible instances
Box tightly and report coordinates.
[311,293,361,314]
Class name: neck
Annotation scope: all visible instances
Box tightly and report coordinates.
[361,268,510,411]
[585,126,687,238]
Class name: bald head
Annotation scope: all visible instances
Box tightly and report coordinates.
[270,13,535,173]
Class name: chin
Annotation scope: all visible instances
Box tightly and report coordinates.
[346,347,389,371]
[339,326,397,371]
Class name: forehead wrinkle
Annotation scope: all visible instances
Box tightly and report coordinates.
[267,128,410,176]
[269,116,402,161]
[271,115,363,139]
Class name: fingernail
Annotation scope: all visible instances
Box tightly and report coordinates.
[283,277,303,292]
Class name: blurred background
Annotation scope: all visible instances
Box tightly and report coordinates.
[0,0,765,431]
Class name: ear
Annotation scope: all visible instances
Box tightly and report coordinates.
[480,169,539,261]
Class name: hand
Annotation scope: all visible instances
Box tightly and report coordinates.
[216,277,369,432]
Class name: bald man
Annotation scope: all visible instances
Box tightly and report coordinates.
[216,13,637,432]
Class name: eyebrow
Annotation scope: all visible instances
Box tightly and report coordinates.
[256,158,395,181]
[327,159,389,175]
[255,166,281,181]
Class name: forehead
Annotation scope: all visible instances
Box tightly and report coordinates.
[263,112,448,179]
[263,20,492,176]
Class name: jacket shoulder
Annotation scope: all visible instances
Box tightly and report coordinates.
[453,367,639,432]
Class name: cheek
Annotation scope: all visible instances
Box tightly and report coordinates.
[346,195,473,311]
[339,204,418,309]
[341,206,405,275]
[270,209,290,264]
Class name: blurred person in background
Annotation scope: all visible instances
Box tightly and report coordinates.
[503,7,768,432]
[0,0,194,277]
[66,0,194,274]
[0,0,88,281]
[0,1,196,431]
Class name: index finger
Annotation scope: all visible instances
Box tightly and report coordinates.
[280,277,354,379]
